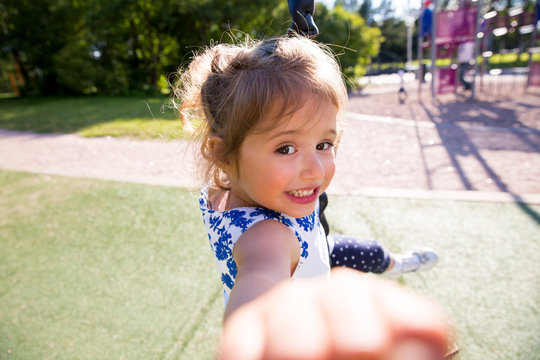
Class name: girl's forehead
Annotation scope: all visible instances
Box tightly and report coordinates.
[253,95,337,134]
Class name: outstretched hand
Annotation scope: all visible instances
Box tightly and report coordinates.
[219,268,452,360]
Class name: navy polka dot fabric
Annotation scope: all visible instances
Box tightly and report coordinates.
[329,234,391,274]
[318,193,391,274]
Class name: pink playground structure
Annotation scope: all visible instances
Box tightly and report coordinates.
[417,0,540,99]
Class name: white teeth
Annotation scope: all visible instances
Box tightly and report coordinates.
[288,189,314,197]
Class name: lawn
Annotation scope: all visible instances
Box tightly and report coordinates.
[0,170,222,360]
[1,170,539,359]
[326,196,540,360]
[0,96,186,140]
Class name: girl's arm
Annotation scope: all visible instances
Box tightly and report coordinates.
[224,219,300,320]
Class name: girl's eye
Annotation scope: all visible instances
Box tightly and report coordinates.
[316,142,334,151]
[276,145,295,155]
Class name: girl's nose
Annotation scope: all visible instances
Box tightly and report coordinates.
[300,151,325,180]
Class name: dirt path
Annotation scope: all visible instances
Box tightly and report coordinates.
[0,130,198,189]
[1,79,539,203]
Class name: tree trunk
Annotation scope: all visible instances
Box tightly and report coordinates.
[11,49,30,95]
[151,36,161,92]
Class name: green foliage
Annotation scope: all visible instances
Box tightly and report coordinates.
[52,40,100,95]
[334,0,360,12]
[376,17,407,62]
[218,2,383,86]
[317,4,382,85]
[1,0,382,95]
[481,51,540,69]
[358,0,373,23]
[0,0,82,95]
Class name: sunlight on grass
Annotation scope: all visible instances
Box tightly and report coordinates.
[0,96,187,140]
[0,93,18,99]
[0,170,222,360]
[2,170,539,360]
[326,195,540,360]
[79,118,187,140]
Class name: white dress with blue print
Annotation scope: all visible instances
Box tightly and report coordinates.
[199,188,331,304]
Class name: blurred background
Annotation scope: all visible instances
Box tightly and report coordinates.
[2,0,538,98]
[1,1,539,360]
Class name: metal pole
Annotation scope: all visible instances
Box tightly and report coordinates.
[472,0,483,100]
[406,1,413,67]
[526,14,538,88]
[431,0,438,99]
[407,23,413,67]
[418,3,424,96]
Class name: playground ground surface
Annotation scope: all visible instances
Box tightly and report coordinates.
[1,73,539,204]
[1,169,539,360]
[1,75,539,359]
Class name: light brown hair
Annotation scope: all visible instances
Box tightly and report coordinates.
[173,35,348,190]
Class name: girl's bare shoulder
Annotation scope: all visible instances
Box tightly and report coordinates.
[234,219,300,272]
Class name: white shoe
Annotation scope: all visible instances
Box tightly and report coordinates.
[388,248,439,274]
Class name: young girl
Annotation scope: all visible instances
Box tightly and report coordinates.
[175,35,450,359]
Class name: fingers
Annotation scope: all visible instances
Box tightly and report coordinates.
[219,304,266,360]
[331,268,450,358]
[332,269,451,358]
[376,277,450,353]
[264,282,331,360]
[320,274,391,359]
[384,339,444,360]
[219,268,451,360]
[220,281,332,360]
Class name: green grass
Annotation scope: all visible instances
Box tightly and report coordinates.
[0,96,187,140]
[401,52,540,69]
[1,170,539,359]
[489,52,540,64]
[326,196,540,360]
[0,170,222,360]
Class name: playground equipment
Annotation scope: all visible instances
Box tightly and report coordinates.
[418,0,539,100]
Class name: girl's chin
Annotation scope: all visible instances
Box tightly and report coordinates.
[282,203,318,219]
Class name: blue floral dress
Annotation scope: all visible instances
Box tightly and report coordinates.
[199,188,331,304]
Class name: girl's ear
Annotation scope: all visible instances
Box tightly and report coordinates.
[206,136,232,171]
[206,136,222,151]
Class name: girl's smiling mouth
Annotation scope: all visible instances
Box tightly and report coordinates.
[285,187,320,204]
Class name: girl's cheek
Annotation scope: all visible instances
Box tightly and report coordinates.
[325,159,336,181]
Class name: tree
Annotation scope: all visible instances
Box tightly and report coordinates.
[358,0,374,24]
[317,4,382,83]
[376,17,407,62]
[335,0,360,12]
[0,0,382,95]
[0,0,82,95]
[375,0,394,20]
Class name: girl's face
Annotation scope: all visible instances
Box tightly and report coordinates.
[226,97,338,218]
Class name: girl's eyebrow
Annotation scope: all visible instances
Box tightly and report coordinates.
[266,128,336,141]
